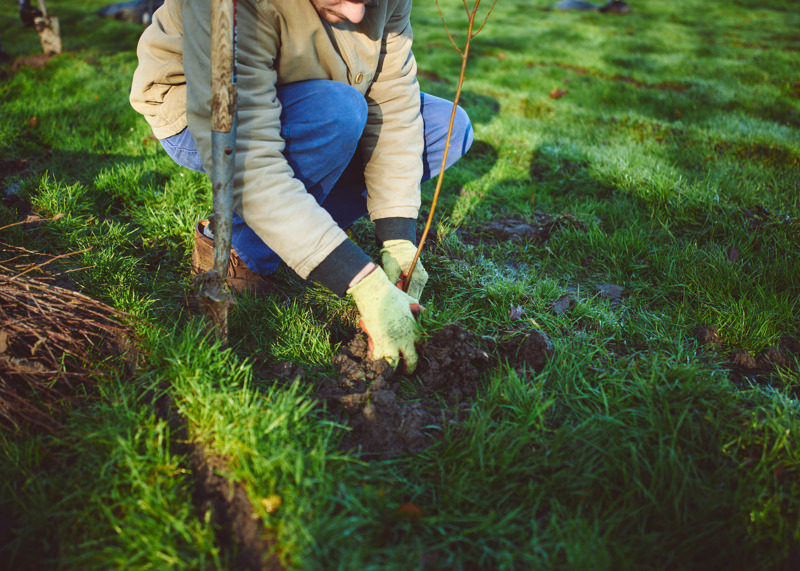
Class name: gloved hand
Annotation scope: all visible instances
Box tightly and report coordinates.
[380,239,428,303]
[347,267,420,373]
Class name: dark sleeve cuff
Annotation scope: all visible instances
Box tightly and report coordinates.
[308,240,372,297]
[374,217,416,244]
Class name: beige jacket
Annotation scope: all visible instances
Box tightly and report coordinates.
[130,0,423,278]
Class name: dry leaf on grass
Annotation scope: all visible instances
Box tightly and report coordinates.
[509,304,524,320]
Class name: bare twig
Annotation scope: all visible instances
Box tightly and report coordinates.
[475,0,499,35]
[0,212,65,233]
[8,247,91,281]
[0,263,141,434]
[404,0,497,291]
[435,0,463,55]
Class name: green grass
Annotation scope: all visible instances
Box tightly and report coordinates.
[1,0,798,569]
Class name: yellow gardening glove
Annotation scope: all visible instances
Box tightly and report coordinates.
[347,268,421,373]
[380,239,428,303]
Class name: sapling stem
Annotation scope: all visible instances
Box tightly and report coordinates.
[403,0,497,292]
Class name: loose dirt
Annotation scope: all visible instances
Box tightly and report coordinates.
[496,328,555,374]
[315,324,554,458]
[728,347,791,387]
[316,334,442,457]
[552,294,576,315]
[9,53,54,71]
[694,326,798,390]
[694,325,723,350]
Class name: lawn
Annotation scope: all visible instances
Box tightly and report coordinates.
[1,0,798,569]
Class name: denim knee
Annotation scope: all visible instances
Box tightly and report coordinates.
[280,80,368,148]
[454,104,474,156]
[321,82,368,144]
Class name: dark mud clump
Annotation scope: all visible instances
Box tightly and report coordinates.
[497,329,554,374]
[552,294,576,315]
[694,325,722,350]
[728,348,791,387]
[317,324,554,457]
[317,335,437,456]
[418,324,492,404]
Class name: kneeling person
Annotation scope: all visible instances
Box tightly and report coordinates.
[129,0,474,371]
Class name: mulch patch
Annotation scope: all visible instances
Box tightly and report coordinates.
[312,323,554,458]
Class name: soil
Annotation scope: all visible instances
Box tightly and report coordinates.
[496,329,555,374]
[694,325,723,350]
[154,393,283,571]
[314,324,554,458]
[418,324,493,403]
[9,53,54,72]
[315,334,440,457]
[0,512,14,547]
[694,326,798,389]
[742,205,798,230]
[189,445,282,571]
[0,158,28,180]
[595,284,624,301]
[552,294,576,315]
[781,336,800,356]
[728,346,794,387]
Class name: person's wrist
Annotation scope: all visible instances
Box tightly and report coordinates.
[308,240,372,297]
[374,217,416,245]
[348,262,378,289]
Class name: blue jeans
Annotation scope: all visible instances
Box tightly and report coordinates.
[160,80,473,275]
